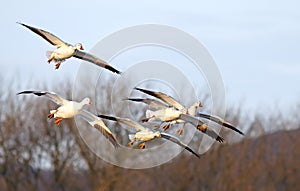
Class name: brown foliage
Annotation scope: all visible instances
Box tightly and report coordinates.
[0,78,299,191]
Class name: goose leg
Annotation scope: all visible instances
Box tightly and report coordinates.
[162,123,171,131]
[55,61,62,69]
[139,142,146,149]
[54,117,63,126]
[48,57,54,63]
[177,123,186,135]
[48,110,57,119]
[48,113,54,119]
[141,116,154,123]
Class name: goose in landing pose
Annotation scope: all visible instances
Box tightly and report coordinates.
[129,87,202,134]
[127,98,244,136]
[196,112,244,135]
[79,110,119,148]
[98,114,200,158]
[130,87,243,135]
[179,114,224,143]
[17,91,91,125]
[18,22,121,74]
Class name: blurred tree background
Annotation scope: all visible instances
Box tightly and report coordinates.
[0,76,299,191]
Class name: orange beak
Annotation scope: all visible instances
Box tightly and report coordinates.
[89,100,92,104]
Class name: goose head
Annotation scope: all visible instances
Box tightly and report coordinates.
[74,43,84,50]
[81,98,92,106]
[187,100,202,115]
[154,131,161,138]
[195,100,203,107]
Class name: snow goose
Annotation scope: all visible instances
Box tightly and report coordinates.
[78,110,119,148]
[131,87,243,135]
[18,22,121,74]
[127,97,243,135]
[98,115,200,158]
[127,98,223,142]
[17,91,91,125]
[197,112,244,135]
[140,108,224,142]
[179,114,224,143]
[129,87,202,134]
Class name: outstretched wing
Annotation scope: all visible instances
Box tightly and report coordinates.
[125,98,169,109]
[17,90,68,106]
[98,114,147,132]
[179,114,224,143]
[18,22,67,47]
[79,110,119,148]
[73,50,121,74]
[160,132,200,158]
[197,112,244,135]
[134,87,184,110]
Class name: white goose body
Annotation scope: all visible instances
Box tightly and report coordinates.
[129,129,161,142]
[48,44,81,61]
[146,107,181,122]
[133,87,202,125]
[51,99,90,119]
[17,90,91,125]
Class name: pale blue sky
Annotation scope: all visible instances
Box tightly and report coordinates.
[1,0,299,114]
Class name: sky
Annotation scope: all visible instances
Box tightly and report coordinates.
[1,0,299,116]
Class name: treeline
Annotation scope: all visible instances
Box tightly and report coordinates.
[0,79,299,191]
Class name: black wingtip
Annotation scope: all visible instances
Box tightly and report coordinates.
[17,90,33,95]
[237,129,245,136]
[217,136,225,143]
[134,87,144,90]
[123,98,134,102]
[133,87,142,91]
[125,98,143,102]
[17,22,29,28]
[104,65,122,74]
[224,124,245,136]
[97,114,117,122]
[17,91,46,97]
[134,87,151,94]
[187,148,200,158]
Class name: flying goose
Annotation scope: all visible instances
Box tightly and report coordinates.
[131,87,243,135]
[197,112,244,135]
[17,90,91,125]
[127,97,243,135]
[178,114,224,143]
[98,114,200,158]
[78,110,119,148]
[129,87,202,134]
[141,109,224,142]
[17,22,121,74]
